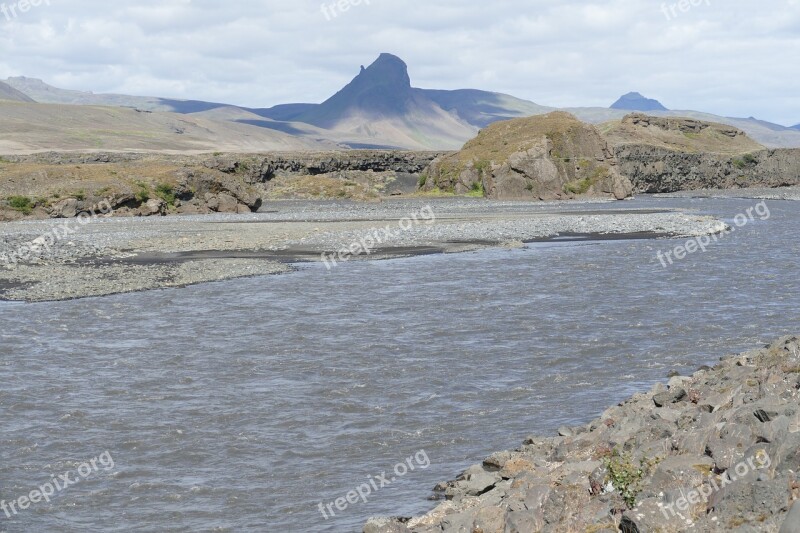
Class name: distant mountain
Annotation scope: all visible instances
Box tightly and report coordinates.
[610,92,668,112]
[792,124,800,131]
[4,76,229,113]
[4,58,800,151]
[0,80,35,102]
[0,101,332,154]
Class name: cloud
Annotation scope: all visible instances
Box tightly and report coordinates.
[0,0,797,124]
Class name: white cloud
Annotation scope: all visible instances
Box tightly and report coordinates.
[0,0,797,124]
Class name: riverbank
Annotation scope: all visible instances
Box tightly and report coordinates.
[0,199,728,302]
[366,336,800,532]
[656,185,800,201]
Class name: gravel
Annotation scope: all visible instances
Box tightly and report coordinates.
[0,198,728,302]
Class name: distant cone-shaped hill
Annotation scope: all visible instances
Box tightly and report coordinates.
[610,92,667,112]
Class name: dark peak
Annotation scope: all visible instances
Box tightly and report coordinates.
[357,53,410,88]
[611,91,668,112]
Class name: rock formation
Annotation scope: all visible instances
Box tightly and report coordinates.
[366,336,800,532]
[420,112,633,201]
[605,113,800,193]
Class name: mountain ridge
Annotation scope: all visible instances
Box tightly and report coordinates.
[4,55,800,150]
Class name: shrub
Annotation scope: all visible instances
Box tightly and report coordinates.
[7,196,33,215]
[603,451,660,508]
[134,182,150,203]
[467,181,485,197]
[418,175,427,188]
[154,183,176,206]
[74,190,86,201]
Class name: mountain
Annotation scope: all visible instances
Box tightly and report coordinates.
[4,56,800,151]
[792,124,800,131]
[0,80,35,102]
[610,92,668,112]
[283,53,477,149]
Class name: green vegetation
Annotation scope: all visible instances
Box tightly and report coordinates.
[603,450,661,508]
[154,183,176,206]
[743,153,758,165]
[564,166,609,196]
[134,181,150,203]
[467,181,485,197]
[7,195,34,215]
[417,174,427,188]
[74,189,86,201]
[473,159,491,174]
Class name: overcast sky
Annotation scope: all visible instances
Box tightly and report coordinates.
[1,0,798,125]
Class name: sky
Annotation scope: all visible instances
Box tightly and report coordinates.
[0,0,798,125]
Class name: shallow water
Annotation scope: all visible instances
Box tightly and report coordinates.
[1,197,798,532]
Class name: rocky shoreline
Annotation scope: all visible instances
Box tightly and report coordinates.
[366,336,800,533]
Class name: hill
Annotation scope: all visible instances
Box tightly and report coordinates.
[610,92,668,111]
[0,81,35,102]
[601,113,764,155]
[421,111,632,200]
[0,101,331,154]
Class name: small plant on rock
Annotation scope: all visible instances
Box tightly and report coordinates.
[154,183,177,206]
[602,450,657,508]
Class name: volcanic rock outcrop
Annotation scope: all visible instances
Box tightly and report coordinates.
[420,112,633,200]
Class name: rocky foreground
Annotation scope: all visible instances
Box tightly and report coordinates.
[366,336,800,532]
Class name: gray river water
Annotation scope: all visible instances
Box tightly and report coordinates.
[1,197,798,532]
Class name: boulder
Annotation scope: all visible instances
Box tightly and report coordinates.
[141,198,166,216]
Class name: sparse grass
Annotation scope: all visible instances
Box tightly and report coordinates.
[743,153,758,165]
[466,181,485,197]
[133,181,150,203]
[7,195,34,215]
[418,174,427,188]
[74,189,86,201]
[154,183,176,206]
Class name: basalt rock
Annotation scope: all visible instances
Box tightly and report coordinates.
[366,336,800,532]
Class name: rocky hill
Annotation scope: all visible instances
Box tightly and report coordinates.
[604,114,800,193]
[603,113,765,155]
[366,335,800,533]
[0,151,443,220]
[420,112,632,201]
